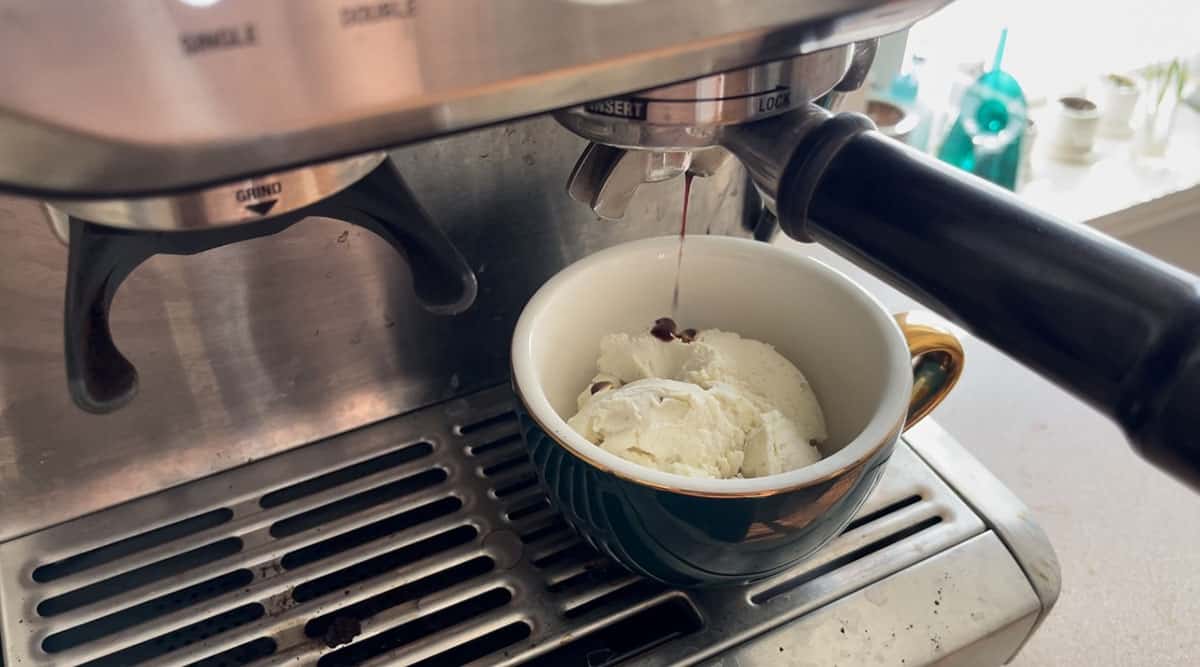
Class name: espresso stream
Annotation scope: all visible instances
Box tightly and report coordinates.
[671,172,694,316]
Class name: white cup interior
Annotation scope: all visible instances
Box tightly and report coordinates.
[512,236,912,495]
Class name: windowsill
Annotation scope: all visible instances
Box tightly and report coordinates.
[1017,101,1200,236]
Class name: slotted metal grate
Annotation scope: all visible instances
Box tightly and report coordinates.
[0,386,984,666]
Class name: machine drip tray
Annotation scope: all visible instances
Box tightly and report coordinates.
[0,386,1055,666]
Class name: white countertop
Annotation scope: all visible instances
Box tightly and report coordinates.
[775,238,1200,667]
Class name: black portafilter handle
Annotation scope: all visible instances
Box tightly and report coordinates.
[725,107,1200,489]
[63,159,478,413]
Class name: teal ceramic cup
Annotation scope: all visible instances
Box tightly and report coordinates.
[511,236,962,586]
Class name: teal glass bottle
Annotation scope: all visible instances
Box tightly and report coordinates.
[936,29,1026,189]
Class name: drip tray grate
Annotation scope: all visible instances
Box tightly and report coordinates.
[0,386,984,666]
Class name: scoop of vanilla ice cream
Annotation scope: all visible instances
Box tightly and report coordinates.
[741,410,823,477]
[575,372,621,411]
[595,332,695,380]
[567,378,751,478]
[569,328,826,479]
[683,330,826,441]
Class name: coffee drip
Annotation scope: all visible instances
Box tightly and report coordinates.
[671,172,695,317]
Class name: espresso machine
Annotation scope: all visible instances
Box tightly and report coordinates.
[3,1,1199,665]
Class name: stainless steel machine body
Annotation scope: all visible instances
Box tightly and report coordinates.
[0,1,1066,664]
[0,130,1060,665]
[0,0,946,198]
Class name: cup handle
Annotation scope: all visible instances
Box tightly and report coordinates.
[895,312,964,430]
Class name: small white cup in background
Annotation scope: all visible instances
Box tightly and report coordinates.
[1050,96,1101,162]
[1097,74,1140,139]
